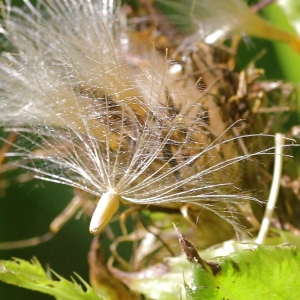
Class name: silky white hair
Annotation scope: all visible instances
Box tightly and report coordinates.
[0,0,288,236]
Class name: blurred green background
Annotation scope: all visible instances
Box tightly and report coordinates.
[0,180,93,300]
[0,0,300,299]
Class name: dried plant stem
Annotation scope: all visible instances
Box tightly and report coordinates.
[0,191,86,249]
[256,133,285,244]
[0,232,54,250]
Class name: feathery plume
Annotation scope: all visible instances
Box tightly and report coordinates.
[0,0,292,238]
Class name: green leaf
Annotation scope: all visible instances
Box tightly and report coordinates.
[277,0,300,35]
[187,244,300,300]
[117,232,300,299]
[260,2,300,84]
[0,258,102,300]
[121,255,192,300]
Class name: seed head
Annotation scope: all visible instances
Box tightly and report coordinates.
[0,0,290,237]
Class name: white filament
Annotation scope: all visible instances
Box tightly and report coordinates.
[256,134,285,244]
